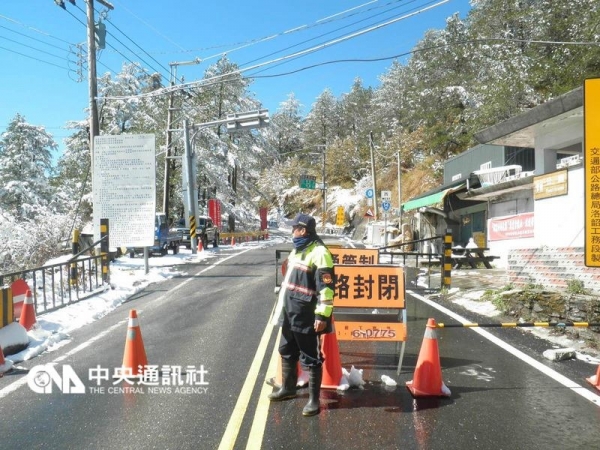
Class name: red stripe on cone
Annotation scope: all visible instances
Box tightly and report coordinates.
[406,318,451,397]
[321,320,343,389]
[122,310,148,376]
[19,289,37,331]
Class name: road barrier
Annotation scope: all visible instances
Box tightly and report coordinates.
[423,317,600,396]
[274,248,408,374]
[333,263,407,374]
[0,286,13,327]
[436,321,600,328]
[220,231,269,243]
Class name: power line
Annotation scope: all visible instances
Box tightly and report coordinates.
[241,0,443,74]
[64,1,169,83]
[110,0,187,52]
[0,44,73,71]
[0,13,78,46]
[101,16,171,83]
[100,1,450,101]
[0,33,76,63]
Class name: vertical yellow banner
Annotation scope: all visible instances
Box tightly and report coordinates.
[584,78,600,266]
[336,206,345,226]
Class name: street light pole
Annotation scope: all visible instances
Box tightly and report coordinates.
[319,145,327,230]
[397,151,402,226]
[182,110,269,254]
[369,132,379,221]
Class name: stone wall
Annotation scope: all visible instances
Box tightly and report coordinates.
[507,247,600,294]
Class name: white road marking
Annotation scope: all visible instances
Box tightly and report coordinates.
[409,290,600,406]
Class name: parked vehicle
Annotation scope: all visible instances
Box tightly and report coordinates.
[128,213,182,257]
[171,216,220,249]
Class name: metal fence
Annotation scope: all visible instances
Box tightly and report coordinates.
[0,253,106,316]
[377,235,445,293]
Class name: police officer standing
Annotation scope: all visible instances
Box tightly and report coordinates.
[269,213,335,416]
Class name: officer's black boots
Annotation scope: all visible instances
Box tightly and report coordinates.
[302,365,322,416]
[268,358,298,401]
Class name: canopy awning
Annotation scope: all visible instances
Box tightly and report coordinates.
[403,183,465,212]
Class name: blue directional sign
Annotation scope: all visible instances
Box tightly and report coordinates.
[382,201,391,211]
[365,188,374,199]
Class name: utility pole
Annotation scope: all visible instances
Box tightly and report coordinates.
[322,146,327,229]
[369,132,378,221]
[85,0,114,171]
[163,58,201,223]
[397,151,402,226]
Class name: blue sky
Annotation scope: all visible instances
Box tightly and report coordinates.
[0,0,472,155]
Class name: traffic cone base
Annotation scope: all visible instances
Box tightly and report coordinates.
[122,310,148,376]
[586,365,600,391]
[406,318,451,397]
[321,326,343,389]
[19,289,37,331]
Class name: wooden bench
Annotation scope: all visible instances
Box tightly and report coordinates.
[451,248,499,269]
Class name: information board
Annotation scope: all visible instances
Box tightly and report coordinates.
[93,134,156,247]
[534,169,568,200]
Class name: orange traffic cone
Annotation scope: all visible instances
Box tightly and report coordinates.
[197,238,203,252]
[586,364,600,391]
[19,289,37,331]
[406,318,451,397]
[122,310,148,376]
[231,236,236,246]
[321,321,343,389]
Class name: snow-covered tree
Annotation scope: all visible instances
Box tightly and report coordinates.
[303,89,340,148]
[263,93,304,156]
[0,114,56,219]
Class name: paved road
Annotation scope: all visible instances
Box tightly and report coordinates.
[0,240,599,449]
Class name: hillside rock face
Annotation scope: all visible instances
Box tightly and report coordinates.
[496,289,600,350]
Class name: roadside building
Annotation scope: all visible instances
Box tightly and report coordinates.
[402,87,597,292]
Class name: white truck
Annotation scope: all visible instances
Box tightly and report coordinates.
[128,213,183,257]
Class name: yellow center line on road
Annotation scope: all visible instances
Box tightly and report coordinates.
[246,335,280,450]
[218,304,277,450]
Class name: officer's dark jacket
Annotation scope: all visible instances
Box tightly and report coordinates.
[280,240,335,334]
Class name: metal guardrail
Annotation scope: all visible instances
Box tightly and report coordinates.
[0,254,105,316]
[0,229,111,319]
[378,235,445,293]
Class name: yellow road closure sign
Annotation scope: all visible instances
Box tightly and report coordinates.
[333,264,406,342]
[584,78,600,266]
[334,265,404,309]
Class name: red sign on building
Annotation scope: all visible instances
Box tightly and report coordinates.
[488,212,534,241]
[208,199,221,228]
